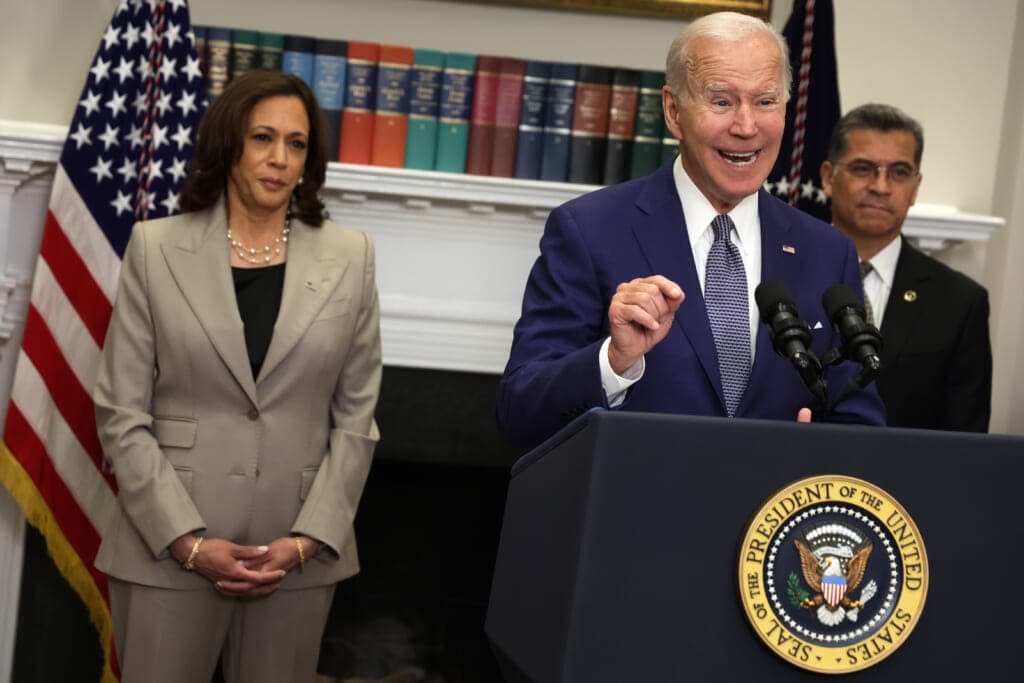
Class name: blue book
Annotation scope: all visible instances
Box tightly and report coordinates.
[312,39,347,162]
[282,34,315,89]
[539,63,578,182]
[513,61,552,180]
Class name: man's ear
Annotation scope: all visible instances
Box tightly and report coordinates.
[662,86,684,141]
[819,160,834,198]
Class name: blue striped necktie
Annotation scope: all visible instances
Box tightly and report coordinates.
[705,214,750,416]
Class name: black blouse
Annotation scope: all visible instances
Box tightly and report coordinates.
[232,263,285,379]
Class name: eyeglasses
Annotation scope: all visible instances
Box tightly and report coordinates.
[837,160,919,184]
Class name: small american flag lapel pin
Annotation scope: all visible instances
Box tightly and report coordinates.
[782,244,797,254]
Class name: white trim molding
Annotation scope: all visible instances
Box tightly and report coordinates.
[0,120,1006,376]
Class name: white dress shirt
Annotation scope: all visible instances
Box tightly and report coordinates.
[601,157,762,405]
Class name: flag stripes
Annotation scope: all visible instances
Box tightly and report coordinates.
[0,2,204,680]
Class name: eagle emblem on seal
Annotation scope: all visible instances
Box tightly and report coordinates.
[792,522,877,626]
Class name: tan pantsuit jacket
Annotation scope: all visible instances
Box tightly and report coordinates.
[93,200,381,591]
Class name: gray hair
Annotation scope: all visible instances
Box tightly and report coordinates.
[827,103,924,167]
[665,11,791,104]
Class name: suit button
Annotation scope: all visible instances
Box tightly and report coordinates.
[247,407,259,420]
[255,466,260,477]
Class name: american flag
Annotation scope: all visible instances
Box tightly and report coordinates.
[766,0,841,222]
[0,1,204,679]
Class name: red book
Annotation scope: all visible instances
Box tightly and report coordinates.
[490,57,527,178]
[339,41,380,164]
[567,65,613,184]
[370,44,414,167]
[464,55,502,176]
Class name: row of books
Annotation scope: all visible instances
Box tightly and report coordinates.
[194,27,681,185]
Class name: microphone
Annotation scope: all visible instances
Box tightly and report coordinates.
[821,284,883,379]
[755,279,827,411]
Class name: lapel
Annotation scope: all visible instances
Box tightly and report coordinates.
[160,201,258,406]
[630,164,723,404]
[739,192,799,413]
[257,220,348,384]
[880,238,928,365]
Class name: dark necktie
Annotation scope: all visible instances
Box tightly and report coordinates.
[705,214,750,417]
[859,261,875,325]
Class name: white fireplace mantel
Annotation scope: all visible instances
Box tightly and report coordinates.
[0,120,1005,377]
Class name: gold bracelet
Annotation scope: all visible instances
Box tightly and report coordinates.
[182,536,204,571]
[294,536,306,572]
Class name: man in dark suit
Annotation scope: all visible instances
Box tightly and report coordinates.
[820,103,992,432]
[496,12,885,448]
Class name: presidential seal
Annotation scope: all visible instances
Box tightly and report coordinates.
[738,475,928,674]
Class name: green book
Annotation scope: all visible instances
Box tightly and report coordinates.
[404,48,445,170]
[257,31,285,71]
[434,52,476,173]
[230,29,259,81]
[630,70,666,179]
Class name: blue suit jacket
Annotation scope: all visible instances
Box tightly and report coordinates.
[497,162,886,447]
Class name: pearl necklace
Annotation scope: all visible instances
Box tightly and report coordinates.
[227,222,290,265]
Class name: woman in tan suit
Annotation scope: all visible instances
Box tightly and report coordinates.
[93,70,381,682]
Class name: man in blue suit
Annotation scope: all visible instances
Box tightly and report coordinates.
[497,12,885,447]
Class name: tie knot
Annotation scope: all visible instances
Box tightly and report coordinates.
[859,260,874,279]
[711,214,734,243]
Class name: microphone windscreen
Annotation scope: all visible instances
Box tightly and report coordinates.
[755,278,795,319]
[822,283,863,322]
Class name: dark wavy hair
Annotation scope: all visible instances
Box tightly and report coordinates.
[180,69,328,226]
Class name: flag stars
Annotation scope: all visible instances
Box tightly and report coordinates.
[122,22,141,49]
[170,123,193,150]
[105,91,128,118]
[176,91,198,118]
[168,0,187,13]
[159,56,179,83]
[146,158,164,181]
[101,24,121,51]
[182,55,203,83]
[114,56,135,84]
[142,22,156,48]
[161,190,180,214]
[801,180,816,199]
[137,55,153,81]
[127,123,144,148]
[90,57,112,84]
[775,176,793,197]
[117,157,138,184]
[168,157,188,183]
[133,92,149,116]
[98,124,121,151]
[155,90,173,117]
[79,90,102,117]
[70,123,93,150]
[164,21,183,49]
[111,189,134,216]
[89,156,114,183]
[151,122,169,149]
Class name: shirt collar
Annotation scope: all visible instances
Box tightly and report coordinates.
[864,236,902,288]
[672,156,759,249]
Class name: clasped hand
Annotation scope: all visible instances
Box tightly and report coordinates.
[170,534,319,598]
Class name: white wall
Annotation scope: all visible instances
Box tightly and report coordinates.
[1,0,1021,434]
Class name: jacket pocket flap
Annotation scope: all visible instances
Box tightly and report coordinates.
[153,417,197,448]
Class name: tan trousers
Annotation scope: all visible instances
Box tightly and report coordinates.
[109,577,335,683]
